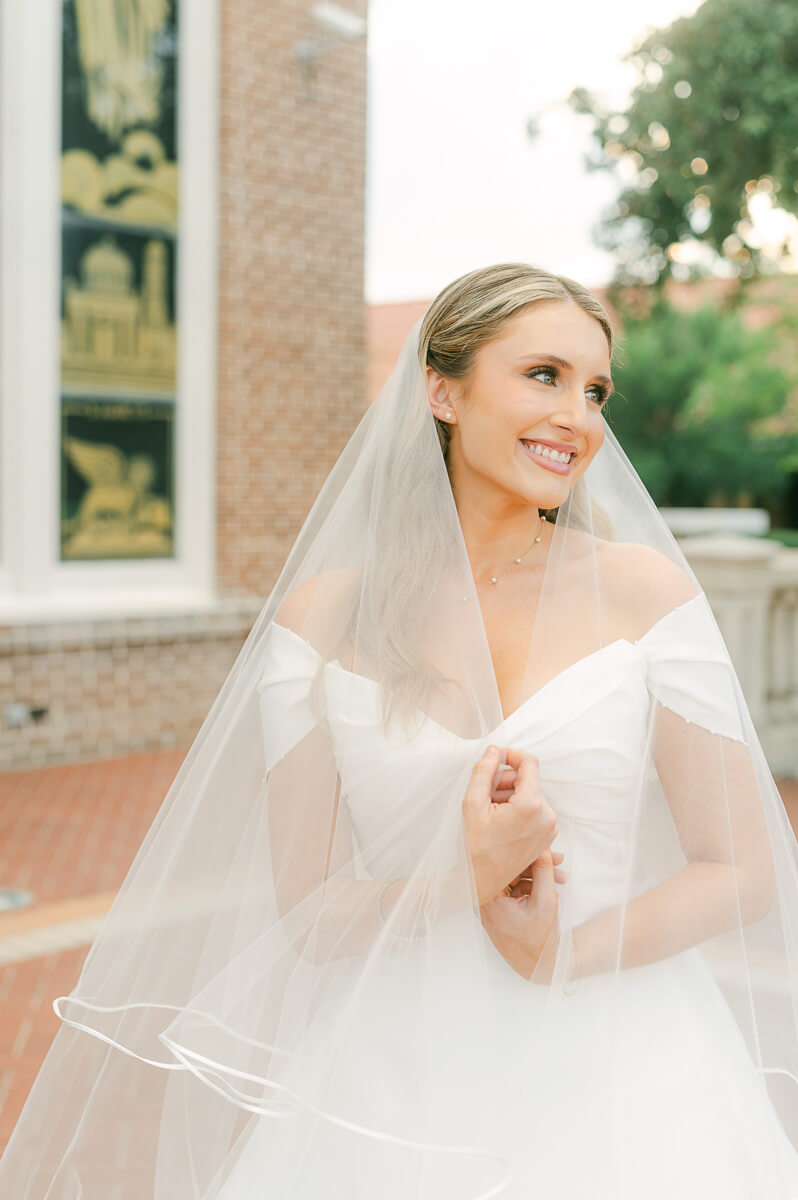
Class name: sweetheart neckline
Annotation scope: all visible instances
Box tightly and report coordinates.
[325,634,636,741]
[268,591,709,741]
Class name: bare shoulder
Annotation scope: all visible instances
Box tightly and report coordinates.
[599,540,699,638]
[273,566,361,639]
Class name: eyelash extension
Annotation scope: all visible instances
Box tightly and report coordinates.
[526,365,611,406]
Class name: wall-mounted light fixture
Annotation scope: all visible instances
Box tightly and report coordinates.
[295,2,367,83]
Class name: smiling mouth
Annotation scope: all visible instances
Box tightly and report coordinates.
[519,440,576,474]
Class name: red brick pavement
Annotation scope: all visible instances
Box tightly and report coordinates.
[0,749,185,1153]
[0,751,797,1157]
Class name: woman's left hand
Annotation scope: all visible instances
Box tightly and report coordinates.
[479,849,563,981]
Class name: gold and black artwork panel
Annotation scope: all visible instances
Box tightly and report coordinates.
[61,398,175,561]
[61,0,179,232]
[61,224,177,393]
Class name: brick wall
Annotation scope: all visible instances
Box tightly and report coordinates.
[216,0,368,596]
[0,602,263,769]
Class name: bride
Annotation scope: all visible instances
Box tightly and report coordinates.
[2,262,798,1198]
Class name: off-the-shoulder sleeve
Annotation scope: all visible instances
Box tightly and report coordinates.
[636,593,747,743]
[256,622,326,772]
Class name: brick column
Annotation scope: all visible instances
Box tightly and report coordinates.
[216,0,368,596]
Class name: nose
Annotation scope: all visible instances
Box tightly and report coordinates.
[549,382,592,434]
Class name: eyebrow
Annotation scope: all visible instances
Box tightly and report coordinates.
[516,353,615,395]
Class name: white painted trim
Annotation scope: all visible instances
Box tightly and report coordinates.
[173,0,220,599]
[0,0,220,616]
[0,0,61,598]
[0,0,17,595]
[0,587,247,625]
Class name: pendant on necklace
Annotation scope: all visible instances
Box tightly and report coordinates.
[470,520,544,598]
[489,534,541,583]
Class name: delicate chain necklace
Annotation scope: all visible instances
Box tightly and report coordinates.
[487,511,545,586]
[463,512,546,601]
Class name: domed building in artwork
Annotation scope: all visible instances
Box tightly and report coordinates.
[61,234,176,391]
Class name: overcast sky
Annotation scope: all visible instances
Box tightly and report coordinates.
[364,0,704,303]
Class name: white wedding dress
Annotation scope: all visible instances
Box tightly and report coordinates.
[210,594,798,1200]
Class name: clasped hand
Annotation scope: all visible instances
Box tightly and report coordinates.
[462,744,565,982]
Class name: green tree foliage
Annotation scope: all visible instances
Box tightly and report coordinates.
[605,296,798,507]
[568,0,798,285]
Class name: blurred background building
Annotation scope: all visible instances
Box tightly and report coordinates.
[0,0,367,769]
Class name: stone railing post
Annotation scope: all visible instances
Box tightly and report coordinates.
[766,548,798,774]
[677,534,781,731]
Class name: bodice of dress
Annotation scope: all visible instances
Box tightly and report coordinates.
[257,594,746,929]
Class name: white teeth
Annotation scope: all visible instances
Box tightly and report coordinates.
[523,441,572,465]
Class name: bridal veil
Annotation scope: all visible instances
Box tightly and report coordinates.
[1,271,797,1198]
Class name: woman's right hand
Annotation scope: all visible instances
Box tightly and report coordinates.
[462,744,558,907]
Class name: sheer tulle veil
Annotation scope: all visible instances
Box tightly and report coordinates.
[1,263,797,1198]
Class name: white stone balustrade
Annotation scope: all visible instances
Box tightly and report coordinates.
[678,534,798,776]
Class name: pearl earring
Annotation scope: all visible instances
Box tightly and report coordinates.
[446,411,454,419]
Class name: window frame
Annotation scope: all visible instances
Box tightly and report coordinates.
[0,0,220,621]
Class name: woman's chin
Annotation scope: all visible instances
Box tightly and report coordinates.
[515,467,572,509]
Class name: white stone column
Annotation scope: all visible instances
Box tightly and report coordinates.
[766,548,798,774]
[678,534,781,730]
